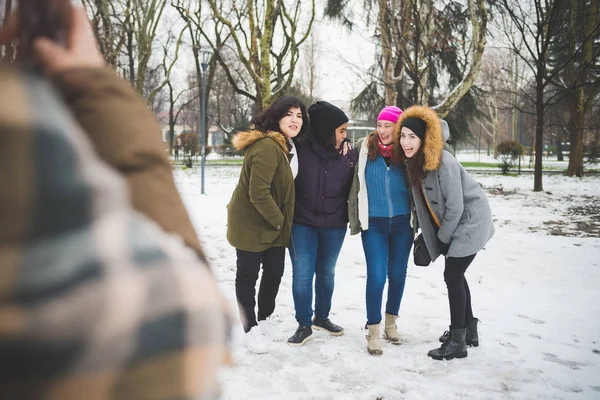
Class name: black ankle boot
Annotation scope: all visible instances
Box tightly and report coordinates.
[439,318,480,347]
[439,326,451,343]
[428,328,468,360]
[287,325,313,347]
[466,318,479,347]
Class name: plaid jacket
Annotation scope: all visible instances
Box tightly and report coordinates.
[0,66,231,399]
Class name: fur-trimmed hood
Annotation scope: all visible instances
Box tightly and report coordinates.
[232,130,289,153]
[394,105,444,171]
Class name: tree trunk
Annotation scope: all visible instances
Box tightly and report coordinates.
[127,29,135,86]
[566,0,593,177]
[379,0,396,105]
[567,89,585,176]
[534,73,544,192]
[556,138,564,161]
[2,0,13,61]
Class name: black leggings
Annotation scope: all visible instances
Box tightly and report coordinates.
[235,247,285,332]
[443,254,477,329]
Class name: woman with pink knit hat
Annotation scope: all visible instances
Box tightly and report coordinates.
[348,106,413,356]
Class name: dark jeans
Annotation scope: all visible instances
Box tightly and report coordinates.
[235,247,285,332]
[361,215,413,325]
[289,224,347,327]
[444,254,477,329]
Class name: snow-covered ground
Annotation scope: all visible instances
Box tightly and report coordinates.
[174,166,600,400]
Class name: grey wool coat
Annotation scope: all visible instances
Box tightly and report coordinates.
[395,106,495,261]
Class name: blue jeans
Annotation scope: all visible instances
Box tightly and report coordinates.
[290,224,347,327]
[361,215,412,325]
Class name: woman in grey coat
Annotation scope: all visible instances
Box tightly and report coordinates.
[395,105,494,361]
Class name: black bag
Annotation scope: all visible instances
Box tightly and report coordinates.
[413,233,432,266]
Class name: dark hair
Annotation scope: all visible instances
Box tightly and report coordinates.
[252,96,309,137]
[392,130,425,187]
[405,149,426,188]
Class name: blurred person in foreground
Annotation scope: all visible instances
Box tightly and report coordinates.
[0,7,231,399]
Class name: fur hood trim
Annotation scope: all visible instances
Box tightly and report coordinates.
[232,130,289,153]
[394,105,443,171]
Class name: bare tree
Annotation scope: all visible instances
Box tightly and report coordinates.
[159,23,189,154]
[83,0,167,101]
[205,0,316,111]
[500,0,600,188]
[131,0,168,97]
[500,0,564,191]
[327,0,487,118]
[82,0,131,68]
[561,0,600,176]
[299,29,319,104]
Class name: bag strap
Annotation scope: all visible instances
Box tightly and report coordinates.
[422,187,441,229]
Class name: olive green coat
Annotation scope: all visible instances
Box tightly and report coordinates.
[227,130,295,252]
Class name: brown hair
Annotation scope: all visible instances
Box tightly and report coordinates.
[365,132,380,161]
[17,0,73,64]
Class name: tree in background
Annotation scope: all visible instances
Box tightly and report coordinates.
[499,0,600,189]
[500,0,564,191]
[205,0,316,111]
[325,0,488,146]
[82,0,168,105]
[297,29,320,105]
[548,0,600,177]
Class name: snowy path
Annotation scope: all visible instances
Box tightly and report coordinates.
[174,167,600,400]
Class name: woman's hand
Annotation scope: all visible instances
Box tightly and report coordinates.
[340,140,352,156]
[438,238,450,256]
[0,8,105,74]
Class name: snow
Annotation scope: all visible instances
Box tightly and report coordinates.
[173,164,600,400]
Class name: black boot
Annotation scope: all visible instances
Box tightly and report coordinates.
[438,326,451,343]
[287,325,313,347]
[312,317,344,336]
[439,318,479,347]
[428,328,468,360]
[466,318,479,347]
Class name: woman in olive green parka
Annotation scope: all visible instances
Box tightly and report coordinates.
[227,96,308,353]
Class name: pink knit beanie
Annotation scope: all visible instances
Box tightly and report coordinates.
[377,106,403,123]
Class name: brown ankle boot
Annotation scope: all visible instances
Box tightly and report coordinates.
[384,313,402,345]
[366,323,383,356]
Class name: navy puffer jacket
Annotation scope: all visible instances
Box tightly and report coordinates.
[293,137,357,228]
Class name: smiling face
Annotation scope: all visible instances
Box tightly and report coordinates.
[376,120,395,145]
[279,107,303,139]
[334,123,348,149]
[400,126,422,159]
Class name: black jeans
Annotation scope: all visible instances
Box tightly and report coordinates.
[235,247,285,332]
[444,254,477,329]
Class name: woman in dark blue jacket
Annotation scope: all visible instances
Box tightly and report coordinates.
[287,101,357,346]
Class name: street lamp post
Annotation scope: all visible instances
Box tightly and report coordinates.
[200,49,212,195]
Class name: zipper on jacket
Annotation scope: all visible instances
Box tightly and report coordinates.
[386,166,393,218]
